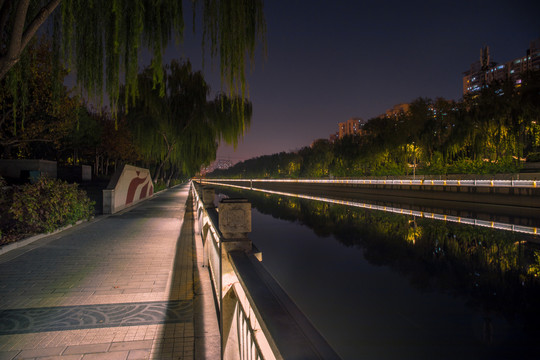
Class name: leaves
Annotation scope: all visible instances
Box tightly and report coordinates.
[1,0,266,121]
[127,59,252,180]
[8,176,94,234]
[213,71,540,179]
[1,36,77,158]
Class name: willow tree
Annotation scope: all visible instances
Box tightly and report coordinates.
[128,59,251,181]
[1,0,265,121]
[0,36,77,158]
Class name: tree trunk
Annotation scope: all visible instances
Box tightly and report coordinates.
[153,148,174,183]
[0,0,62,80]
[3,144,11,158]
[166,165,177,187]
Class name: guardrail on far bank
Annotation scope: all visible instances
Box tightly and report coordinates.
[191,181,341,360]
[200,178,538,188]
[199,179,540,239]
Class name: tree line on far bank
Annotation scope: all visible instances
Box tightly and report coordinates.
[210,71,540,179]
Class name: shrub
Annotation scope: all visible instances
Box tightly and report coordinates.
[9,177,94,234]
[424,152,447,175]
[527,152,540,162]
[0,176,13,240]
[153,180,168,192]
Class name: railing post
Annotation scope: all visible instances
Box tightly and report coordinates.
[200,187,215,269]
[219,198,252,360]
[202,186,216,208]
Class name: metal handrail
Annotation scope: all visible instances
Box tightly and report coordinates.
[201,178,538,188]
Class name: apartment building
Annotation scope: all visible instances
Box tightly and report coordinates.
[338,117,367,139]
[463,38,540,95]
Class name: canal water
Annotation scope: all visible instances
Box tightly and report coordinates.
[213,185,540,360]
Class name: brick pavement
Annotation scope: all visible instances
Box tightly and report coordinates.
[0,183,216,360]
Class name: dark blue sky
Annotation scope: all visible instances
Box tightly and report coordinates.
[168,0,540,163]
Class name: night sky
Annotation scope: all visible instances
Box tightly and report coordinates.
[168,0,540,164]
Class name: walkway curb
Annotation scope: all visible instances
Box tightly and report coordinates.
[0,185,175,257]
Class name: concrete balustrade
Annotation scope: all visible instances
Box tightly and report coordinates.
[191,181,340,360]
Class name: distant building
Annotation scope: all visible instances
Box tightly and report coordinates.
[382,103,410,118]
[337,117,367,139]
[463,38,540,95]
[329,132,339,143]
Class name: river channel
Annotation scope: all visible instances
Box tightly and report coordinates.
[212,185,540,360]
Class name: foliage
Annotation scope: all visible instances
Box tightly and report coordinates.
[300,139,333,177]
[211,71,540,179]
[0,0,266,122]
[9,176,94,234]
[528,251,540,278]
[128,59,252,181]
[527,152,540,162]
[0,37,78,159]
[0,176,11,241]
[153,180,168,193]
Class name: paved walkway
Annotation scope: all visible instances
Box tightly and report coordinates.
[0,183,219,360]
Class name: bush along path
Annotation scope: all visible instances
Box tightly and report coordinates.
[0,176,94,246]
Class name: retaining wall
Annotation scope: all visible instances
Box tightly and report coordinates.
[0,159,57,182]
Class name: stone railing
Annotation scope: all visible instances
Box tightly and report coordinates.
[191,181,340,360]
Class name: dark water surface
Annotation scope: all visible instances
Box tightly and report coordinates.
[214,186,540,360]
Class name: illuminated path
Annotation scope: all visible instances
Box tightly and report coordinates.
[0,184,219,359]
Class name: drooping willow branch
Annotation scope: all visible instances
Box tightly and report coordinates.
[1,0,266,130]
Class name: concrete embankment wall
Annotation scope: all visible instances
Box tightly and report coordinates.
[0,159,57,181]
[204,179,540,225]
[212,180,539,207]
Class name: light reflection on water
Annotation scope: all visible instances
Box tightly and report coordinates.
[215,186,540,360]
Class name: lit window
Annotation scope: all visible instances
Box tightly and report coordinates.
[516,79,522,84]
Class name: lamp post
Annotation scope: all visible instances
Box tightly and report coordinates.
[413,145,416,180]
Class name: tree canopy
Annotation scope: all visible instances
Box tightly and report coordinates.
[211,71,540,179]
[127,59,252,181]
[0,36,78,159]
[0,0,266,115]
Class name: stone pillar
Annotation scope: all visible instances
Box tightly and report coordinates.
[219,198,251,242]
[219,198,252,358]
[202,187,215,208]
[103,189,115,214]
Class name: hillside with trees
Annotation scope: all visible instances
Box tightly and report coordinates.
[210,71,540,179]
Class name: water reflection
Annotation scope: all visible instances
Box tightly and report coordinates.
[209,181,540,234]
[214,186,540,359]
